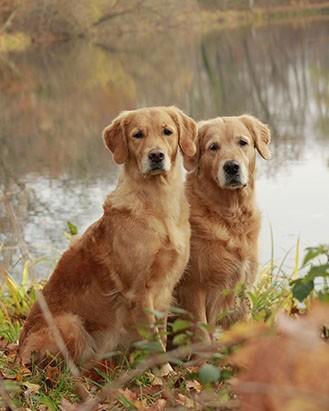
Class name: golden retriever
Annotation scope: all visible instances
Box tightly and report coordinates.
[19,106,197,367]
[176,115,271,339]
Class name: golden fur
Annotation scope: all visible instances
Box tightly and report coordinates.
[19,106,197,365]
[176,115,271,338]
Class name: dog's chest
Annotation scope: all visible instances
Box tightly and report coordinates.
[111,211,189,284]
[146,216,189,276]
[151,215,188,253]
[191,214,258,284]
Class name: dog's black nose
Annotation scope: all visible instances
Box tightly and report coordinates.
[223,160,240,175]
[148,150,164,163]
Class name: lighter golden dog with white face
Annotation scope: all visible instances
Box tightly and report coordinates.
[177,115,271,338]
[19,106,197,368]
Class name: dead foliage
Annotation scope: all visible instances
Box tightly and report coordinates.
[232,302,329,411]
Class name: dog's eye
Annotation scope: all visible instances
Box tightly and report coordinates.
[209,143,219,151]
[133,131,144,139]
[163,127,173,136]
[239,139,248,146]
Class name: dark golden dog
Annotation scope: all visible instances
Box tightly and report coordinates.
[19,106,197,367]
[176,115,271,338]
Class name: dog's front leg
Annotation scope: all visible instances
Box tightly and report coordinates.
[145,293,169,352]
[133,293,173,376]
[178,284,211,343]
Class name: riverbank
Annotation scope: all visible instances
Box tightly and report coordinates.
[0,0,329,53]
[198,1,329,30]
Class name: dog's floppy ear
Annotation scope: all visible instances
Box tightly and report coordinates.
[239,115,271,160]
[166,106,197,168]
[182,121,206,172]
[103,112,129,165]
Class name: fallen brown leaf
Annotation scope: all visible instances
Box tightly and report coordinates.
[0,337,8,350]
[146,371,163,387]
[232,302,329,411]
[186,379,202,393]
[0,370,16,380]
[23,381,41,405]
[176,393,195,409]
[60,398,77,411]
[147,398,167,410]
[119,387,138,401]
[16,365,32,382]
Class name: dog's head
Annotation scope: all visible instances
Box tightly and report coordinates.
[186,115,271,189]
[103,106,197,177]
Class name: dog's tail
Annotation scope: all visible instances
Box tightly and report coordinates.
[19,312,95,366]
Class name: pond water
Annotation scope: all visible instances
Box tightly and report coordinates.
[1,19,329,279]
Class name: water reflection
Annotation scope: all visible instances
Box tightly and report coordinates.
[194,24,329,175]
[1,20,329,278]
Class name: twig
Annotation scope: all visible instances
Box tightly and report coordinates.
[0,9,17,34]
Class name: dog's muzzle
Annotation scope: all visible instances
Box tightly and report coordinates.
[147,149,166,174]
[223,160,246,188]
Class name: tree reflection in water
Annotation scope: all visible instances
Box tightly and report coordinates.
[1,20,329,278]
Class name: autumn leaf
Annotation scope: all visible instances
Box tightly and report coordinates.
[23,381,41,404]
[147,398,167,410]
[60,398,77,411]
[186,379,202,393]
[0,337,8,350]
[148,371,163,387]
[231,303,329,411]
[220,321,269,345]
[176,393,195,409]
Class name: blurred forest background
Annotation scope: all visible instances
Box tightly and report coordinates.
[1,0,329,47]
